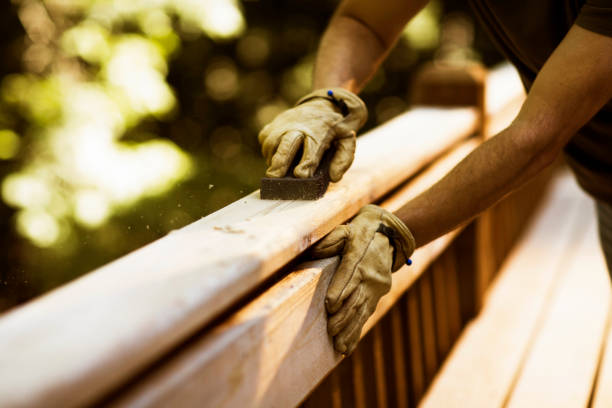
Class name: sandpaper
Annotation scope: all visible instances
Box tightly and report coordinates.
[260,149,333,200]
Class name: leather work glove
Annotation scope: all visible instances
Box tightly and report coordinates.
[258,87,367,182]
[311,204,416,355]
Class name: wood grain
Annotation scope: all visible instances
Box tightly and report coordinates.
[372,325,389,408]
[109,139,482,408]
[441,248,462,344]
[0,107,477,408]
[390,306,409,408]
[506,220,610,408]
[0,64,522,408]
[592,310,612,408]
[419,272,438,384]
[420,173,592,408]
[431,261,451,361]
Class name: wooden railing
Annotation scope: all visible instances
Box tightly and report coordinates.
[0,63,541,408]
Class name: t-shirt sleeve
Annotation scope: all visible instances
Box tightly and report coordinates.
[575,0,612,37]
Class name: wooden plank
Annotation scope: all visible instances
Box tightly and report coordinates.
[330,366,343,408]
[506,220,610,408]
[301,372,335,408]
[407,289,426,404]
[475,210,496,310]
[432,260,451,359]
[592,312,612,408]
[352,331,379,407]
[336,358,355,408]
[390,307,410,408]
[108,138,482,408]
[420,173,592,408]
[0,64,520,408]
[329,370,343,408]
[441,248,462,343]
[304,370,343,408]
[372,325,389,408]
[419,272,438,383]
[350,343,367,408]
[454,223,479,324]
[0,106,478,408]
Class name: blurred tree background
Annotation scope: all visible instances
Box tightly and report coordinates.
[0,0,503,312]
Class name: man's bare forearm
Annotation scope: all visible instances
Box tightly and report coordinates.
[313,16,388,92]
[397,24,612,248]
[313,0,428,92]
[395,123,555,248]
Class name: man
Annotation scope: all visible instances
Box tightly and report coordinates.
[258,0,612,355]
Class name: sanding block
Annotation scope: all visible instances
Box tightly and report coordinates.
[260,149,333,200]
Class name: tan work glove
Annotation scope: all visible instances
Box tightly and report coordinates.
[311,204,416,355]
[258,88,367,182]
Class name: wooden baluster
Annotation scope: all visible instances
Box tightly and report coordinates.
[336,357,355,408]
[355,332,379,407]
[455,223,479,324]
[372,324,389,408]
[419,272,439,384]
[350,344,367,408]
[406,289,425,404]
[329,370,343,408]
[301,371,341,408]
[442,246,462,344]
[431,259,451,359]
[390,306,410,408]
[476,210,495,311]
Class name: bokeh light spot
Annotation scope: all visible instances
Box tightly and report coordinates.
[139,9,173,38]
[74,190,111,228]
[105,37,175,116]
[61,22,111,64]
[205,59,239,101]
[16,210,61,248]
[172,0,245,40]
[0,130,21,160]
[236,30,270,67]
[2,173,52,209]
[402,0,441,50]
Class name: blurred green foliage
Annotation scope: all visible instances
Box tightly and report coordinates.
[0,0,502,312]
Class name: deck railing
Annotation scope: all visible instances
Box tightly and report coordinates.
[0,63,544,408]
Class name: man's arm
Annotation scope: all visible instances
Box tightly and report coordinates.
[396,24,612,247]
[313,0,429,92]
[258,0,428,181]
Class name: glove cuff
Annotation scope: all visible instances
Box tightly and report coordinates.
[361,204,416,272]
[296,87,368,130]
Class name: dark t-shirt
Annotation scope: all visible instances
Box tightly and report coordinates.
[468,0,612,203]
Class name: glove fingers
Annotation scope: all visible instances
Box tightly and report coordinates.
[266,130,304,178]
[329,126,356,182]
[293,133,328,178]
[334,302,369,355]
[311,225,349,259]
[257,123,272,146]
[261,130,283,166]
[326,260,364,314]
[328,285,365,336]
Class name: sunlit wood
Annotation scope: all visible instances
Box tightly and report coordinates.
[421,174,593,407]
[109,138,480,408]
[507,221,610,408]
